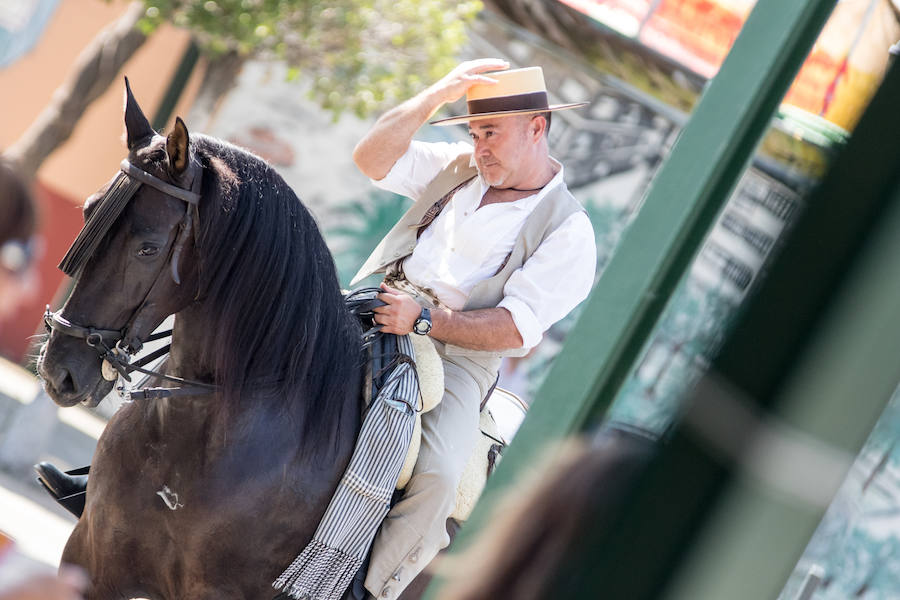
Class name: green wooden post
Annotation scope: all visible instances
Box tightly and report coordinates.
[151,41,199,131]
[447,0,837,545]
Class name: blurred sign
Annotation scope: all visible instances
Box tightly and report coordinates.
[557,0,900,130]
[0,0,59,68]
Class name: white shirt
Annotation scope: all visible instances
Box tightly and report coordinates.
[373,140,596,349]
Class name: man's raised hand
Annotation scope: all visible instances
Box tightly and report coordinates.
[430,58,510,106]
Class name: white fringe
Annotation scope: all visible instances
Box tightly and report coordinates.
[273,541,362,600]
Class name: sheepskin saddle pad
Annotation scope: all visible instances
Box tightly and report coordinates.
[346,288,522,522]
[368,333,517,521]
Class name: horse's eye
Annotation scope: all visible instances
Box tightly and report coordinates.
[137,245,159,257]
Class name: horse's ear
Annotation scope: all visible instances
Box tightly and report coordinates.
[166,117,190,175]
[124,77,154,150]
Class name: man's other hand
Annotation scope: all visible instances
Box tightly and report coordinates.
[374,283,425,335]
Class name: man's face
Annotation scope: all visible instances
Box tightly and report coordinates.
[468,115,535,187]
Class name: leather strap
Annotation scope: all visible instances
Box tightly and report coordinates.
[480,373,500,412]
[127,386,213,401]
[44,307,122,344]
[120,159,201,205]
[410,175,477,239]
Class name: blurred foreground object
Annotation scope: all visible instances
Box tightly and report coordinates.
[0,159,38,321]
[0,532,86,600]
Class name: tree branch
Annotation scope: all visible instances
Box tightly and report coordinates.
[4,2,147,180]
[185,50,245,133]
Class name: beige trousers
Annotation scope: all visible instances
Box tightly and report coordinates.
[364,280,499,600]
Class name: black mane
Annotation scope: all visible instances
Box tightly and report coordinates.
[189,135,362,441]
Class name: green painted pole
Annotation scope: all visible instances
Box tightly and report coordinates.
[151,41,199,131]
[445,0,838,550]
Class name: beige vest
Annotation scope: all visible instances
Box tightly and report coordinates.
[351,153,584,361]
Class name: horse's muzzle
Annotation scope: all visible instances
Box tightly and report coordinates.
[38,342,114,408]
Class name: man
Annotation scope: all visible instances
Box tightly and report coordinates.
[350,59,597,599]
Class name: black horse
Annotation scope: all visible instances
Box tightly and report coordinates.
[37,81,371,599]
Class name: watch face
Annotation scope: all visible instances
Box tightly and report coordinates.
[414,318,432,335]
[414,308,432,335]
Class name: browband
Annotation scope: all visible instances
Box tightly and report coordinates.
[120,159,201,205]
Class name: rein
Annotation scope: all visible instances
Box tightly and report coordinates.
[45,157,215,399]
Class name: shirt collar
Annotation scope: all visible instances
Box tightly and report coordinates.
[471,156,565,210]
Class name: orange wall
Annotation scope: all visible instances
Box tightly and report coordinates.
[0,0,204,362]
[0,0,203,197]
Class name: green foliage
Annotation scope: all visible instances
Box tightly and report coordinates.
[327,188,410,286]
[131,0,482,118]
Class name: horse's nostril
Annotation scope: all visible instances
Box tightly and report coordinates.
[48,366,77,396]
[59,370,76,395]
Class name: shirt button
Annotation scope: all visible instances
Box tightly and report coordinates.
[381,587,392,598]
[409,549,420,563]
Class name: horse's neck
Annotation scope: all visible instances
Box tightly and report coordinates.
[150,307,262,446]
[142,302,360,480]
[167,305,215,383]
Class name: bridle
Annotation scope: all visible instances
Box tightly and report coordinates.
[43,156,215,400]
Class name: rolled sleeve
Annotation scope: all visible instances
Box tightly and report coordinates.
[498,212,597,350]
[372,140,473,200]
[497,295,544,350]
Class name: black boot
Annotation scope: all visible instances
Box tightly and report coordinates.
[34,462,89,518]
[341,554,371,600]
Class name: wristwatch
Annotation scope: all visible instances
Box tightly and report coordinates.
[412,307,432,335]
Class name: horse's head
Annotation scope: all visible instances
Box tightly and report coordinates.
[38,79,202,407]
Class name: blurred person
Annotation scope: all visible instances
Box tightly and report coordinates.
[436,426,656,600]
[0,159,40,321]
[0,167,83,600]
[0,157,47,476]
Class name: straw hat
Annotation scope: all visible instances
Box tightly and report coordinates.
[430,66,588,127]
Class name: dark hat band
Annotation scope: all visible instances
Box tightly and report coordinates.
[467,91,549,117]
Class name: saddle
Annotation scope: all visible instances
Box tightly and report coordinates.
[347,288,524,522]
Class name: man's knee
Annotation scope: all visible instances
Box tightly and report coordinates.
[407,469,459,514]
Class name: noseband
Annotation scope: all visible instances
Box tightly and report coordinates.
[44,157,215,398]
